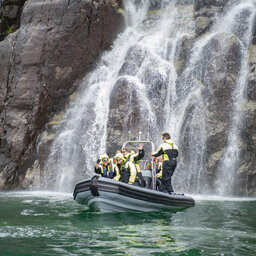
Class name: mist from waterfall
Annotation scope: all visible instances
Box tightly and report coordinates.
[42,0,256,195]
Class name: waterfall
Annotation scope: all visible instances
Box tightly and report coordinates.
[215,1,256,196]
[43,0,156,191]
[173,0,256,194]
[42,0,256,195]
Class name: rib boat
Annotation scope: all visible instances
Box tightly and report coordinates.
[73,140,195,213]
[73,175,195,213]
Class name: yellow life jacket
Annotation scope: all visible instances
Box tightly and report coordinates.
[156,162,163,179]
[129,153,142,173]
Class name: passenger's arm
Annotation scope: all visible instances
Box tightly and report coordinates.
[113,165,120,181]
[133,148,145,162]
[95,165,102,174]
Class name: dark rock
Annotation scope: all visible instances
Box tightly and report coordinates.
[195,16,212,36]
[252,17,256,45]
[0,0,125,189]
[118,44,147,76]
[0,38,11,112]
[247,79,256,101]
[0,0,27,41]
[174,35,194,75]
[238,94,256,196]
[182,33,242,188]
[194,0,229,12]
[107,77,150,156]
[194,0,229,37]
[248,45,256,101]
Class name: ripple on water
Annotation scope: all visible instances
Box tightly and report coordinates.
[21,209,50,216]
[0,226,55,238]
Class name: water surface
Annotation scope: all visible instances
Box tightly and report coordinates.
[0,192,255,256]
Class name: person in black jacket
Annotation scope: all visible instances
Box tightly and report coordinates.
[115,153,139,185]
[151,133,178,194]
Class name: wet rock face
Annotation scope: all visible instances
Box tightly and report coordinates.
[252,18,256,45]
[194,0,229,36]
[195,29,256,196]
[0,0,124,188]
[194,0,229,11]
[201,33,242,186]
[107,77,150,156]
[0,0,27,41]
[237,44,256,196]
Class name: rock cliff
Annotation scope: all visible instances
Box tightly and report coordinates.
[0,0,124,188]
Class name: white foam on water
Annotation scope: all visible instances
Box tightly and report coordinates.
[192,194,256,202]
[0,190,72,199]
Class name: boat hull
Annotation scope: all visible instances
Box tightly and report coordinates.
[73,176,195,213]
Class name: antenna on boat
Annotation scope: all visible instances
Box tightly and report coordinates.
[138,131,142,141]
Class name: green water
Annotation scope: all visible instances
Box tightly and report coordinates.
[0,192,255,256]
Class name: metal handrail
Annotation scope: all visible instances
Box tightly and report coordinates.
[122,140,155,152]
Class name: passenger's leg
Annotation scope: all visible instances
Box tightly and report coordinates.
[120,170,130,183]
[137,172,146,187]
[132,180,141,187]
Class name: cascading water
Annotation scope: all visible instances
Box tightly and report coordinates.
[215,1,256,196]
[43,0,256,195]
[173,0,256,195]
[43,0,156,191]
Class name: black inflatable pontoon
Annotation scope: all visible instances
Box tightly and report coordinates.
[73,176,195,213]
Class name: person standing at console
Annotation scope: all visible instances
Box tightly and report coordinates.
[151,133,178,194]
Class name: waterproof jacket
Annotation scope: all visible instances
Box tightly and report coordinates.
[119,160,138,184]
[152,139,178,161]
[125,149,144,173]
[128,149,145,163]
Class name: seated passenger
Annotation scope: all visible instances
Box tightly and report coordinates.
[145,161,151,170]
[95,154,120,180]
[109,149,122,165]
[115,153,140,186]
[122,145,144,162]
[130,144,146,187]
[122,145,145,187]
[156,156,164,191]
[154,157,160,170]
